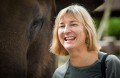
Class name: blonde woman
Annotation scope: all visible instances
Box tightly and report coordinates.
[50,4,120,78]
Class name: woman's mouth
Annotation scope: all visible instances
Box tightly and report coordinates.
[64,36,76,41]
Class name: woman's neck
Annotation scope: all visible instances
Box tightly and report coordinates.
[69,50,98,67]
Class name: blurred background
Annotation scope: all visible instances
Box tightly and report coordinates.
[55,0,120,67]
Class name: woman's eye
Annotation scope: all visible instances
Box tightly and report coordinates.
[59,25,65,28]
[70,24,77,26]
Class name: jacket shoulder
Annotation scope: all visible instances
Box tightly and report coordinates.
[52,60,69,78]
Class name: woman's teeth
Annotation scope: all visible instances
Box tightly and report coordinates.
[64,37,75,41]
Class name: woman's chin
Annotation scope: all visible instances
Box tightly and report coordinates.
[64,44,75,50]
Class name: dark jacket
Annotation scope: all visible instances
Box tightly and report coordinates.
[52,52,120,78]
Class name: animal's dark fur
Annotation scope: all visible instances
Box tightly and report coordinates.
[0,0,56,78]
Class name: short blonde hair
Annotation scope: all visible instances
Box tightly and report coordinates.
[50,4,101,55]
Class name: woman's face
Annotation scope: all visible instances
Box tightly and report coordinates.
[58,14,87,51]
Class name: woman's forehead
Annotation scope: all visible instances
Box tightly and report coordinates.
[60,13,84,23]
[60,13,76,21]
[59,15,77,24]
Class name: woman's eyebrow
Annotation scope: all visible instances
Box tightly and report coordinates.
[70,21,78,23]
[59,22,64,25]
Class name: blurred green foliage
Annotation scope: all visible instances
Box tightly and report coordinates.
[93,17,120,40]
[108,17,120,39]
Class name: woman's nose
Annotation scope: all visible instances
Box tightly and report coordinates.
[64,25,71,34]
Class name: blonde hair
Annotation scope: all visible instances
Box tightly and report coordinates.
[50,4,101,55]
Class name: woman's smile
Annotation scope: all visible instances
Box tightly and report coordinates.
[64,36,76,47]
[64,36,76,41]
